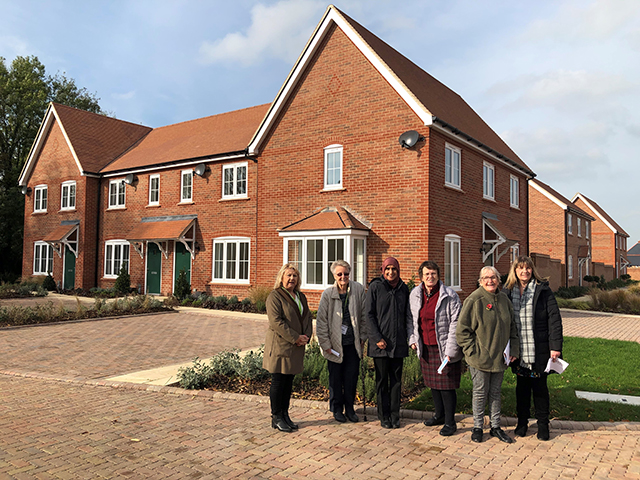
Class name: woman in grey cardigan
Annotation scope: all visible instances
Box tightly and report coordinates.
[316,260,367,423]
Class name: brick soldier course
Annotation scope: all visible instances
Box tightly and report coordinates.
[1,308,639,478]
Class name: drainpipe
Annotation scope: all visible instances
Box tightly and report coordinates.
[564,209,569,288]
[245,150,258,288]
[94,177,102,289]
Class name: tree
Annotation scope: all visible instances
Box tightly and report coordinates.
[0,55,103,281]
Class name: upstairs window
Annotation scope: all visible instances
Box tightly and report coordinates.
[567,214,573,234]
[109,180,126,208]
[568,255,573,279]
[324,145,343,190]
[34,185,48,212]
[149,175,160,206]
[577,218,581,237]
[445,144,461,188]
[33,241,53,275]
[222,162,248,199]
[585,221,590,239]
[483,162,495,200]
[510,175,519,208]
[61,181,76,210]
[181,170,193,202]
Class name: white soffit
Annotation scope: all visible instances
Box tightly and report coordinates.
[572,193,617,234]
[530,180,567,210]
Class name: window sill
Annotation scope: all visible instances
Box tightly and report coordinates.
[146,204,161,208]
[510,205,520,211]
[219,196,250,203]
[320,187,346,193]
[444,184,464,193]
[102,276,117,280]
[59,208,77,213]
[32,272,48,276]
[32,211,48,215]
[107,206,126,211]
[482,196,496,203]
[209,281,251,286]
[178,201,194,206]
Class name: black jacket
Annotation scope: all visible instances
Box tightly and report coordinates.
[504,281,563,374]
[365,276,411,358]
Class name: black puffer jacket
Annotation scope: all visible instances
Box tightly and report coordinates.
[365,276,412,358]
[504,281,563,374]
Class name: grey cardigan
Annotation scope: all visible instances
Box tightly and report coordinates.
[316,280,367,363]
[408,282,463,363]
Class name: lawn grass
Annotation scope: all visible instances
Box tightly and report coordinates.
[405,336,640,422]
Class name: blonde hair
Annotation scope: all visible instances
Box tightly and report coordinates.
[504,256,548,289]
[274,263,302,291]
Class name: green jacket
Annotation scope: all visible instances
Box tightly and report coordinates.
[456,287,520,373]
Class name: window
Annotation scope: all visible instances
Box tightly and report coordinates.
[510,175,519,208]
[181,170,193,202]
[34,185,48,212]
[577,218,581,237]
[585,221,589,239]
[212,237,250,283]
[104,240,130,278]
[149,175,160,205]
[567,214,573,234]
[60,181,76,210]
[445,144,461,188]
[444,235,461,289]
[483,162,495,200]
[222,162,248,199]
[510,244,520,264]
[33,241,53,275]
[568,255,573,279]
[109,180,126,208]
[282,233,367,289]
[324,145,343,190]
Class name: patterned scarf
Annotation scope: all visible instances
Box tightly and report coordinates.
[512,280,536,368]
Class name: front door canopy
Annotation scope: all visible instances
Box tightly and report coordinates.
[482,214,518,263]
[126,215,197,259]
[43,221,80,259]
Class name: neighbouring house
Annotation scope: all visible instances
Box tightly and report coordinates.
[628,241,640,267]
[529,179,595,287]
[572,193,630,279]
[19,5,535,306]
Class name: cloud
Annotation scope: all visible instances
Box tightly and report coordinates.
[198,0,324,66]
[111,91,136,100]
[0,35,29,59]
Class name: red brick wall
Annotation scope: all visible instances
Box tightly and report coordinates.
[530,252,563,291]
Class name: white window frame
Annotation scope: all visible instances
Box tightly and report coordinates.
[510,175,519,208]
[510,244,520,264]
[585,221,589,239]
[567,214,573,235]
[577,217,581,237]
[444,235,461,290]
[212,237,250,284]
[104,240,130,278]
[60,181,76,211]
[221,162,248,200]
[281,230,368,289]
[483,162,495,200]
[34,185,48,213]
[181,170,193,203]
[323,145,343,191]
[108,179,126,209]
[445,143,461,188]
[149,174,160,206]
[568,255,573,279]
[33,241,53,275]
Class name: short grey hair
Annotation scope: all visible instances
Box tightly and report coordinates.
[478,266,500,284]
[330,259,351,274]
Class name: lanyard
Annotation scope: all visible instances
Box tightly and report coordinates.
[282,287,303,314]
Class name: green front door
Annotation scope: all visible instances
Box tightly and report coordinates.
[146,243,161,295]
[174,242,191,291]
[63,245,76,290]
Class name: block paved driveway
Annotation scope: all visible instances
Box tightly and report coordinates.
[0,308,639,478]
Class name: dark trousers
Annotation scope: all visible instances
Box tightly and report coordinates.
[373,357,404,421]
[432,389,457,426]
[270,373,294,416]
[516,373,550,426]
[327,343,359,414]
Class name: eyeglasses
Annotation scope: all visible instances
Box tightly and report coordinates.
[335,272,350,277]
[481,276,498,281]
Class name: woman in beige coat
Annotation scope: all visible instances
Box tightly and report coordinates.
[316,260,367,423]
[263,264,312,432]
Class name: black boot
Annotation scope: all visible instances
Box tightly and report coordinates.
[283,411,299,430]
[271,415,292,433]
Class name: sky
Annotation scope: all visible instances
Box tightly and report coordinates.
[2,0,639,244]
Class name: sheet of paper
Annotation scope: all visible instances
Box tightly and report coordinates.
[341,324,348,335]
[503,340,511,366]
[330,349,341,357]
[437,356,449,375]
[544,357,568,374]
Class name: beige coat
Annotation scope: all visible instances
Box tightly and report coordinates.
[262,288,312,375]
[316,281,367,363]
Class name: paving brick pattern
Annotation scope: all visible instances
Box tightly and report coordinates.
[1,308,639,479]
[562,309,640,344]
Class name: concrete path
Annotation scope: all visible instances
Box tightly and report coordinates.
[0,305,639,478]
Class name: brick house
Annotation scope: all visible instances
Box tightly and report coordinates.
[572,193,630,278]
[529,179,595,287]
[19,5,535,305]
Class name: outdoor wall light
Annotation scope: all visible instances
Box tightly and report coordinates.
[21,186,32,196]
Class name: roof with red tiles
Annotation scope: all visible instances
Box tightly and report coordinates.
[101,104,270,173]
[43,223,79,243]
[573,193,629,237]
[126,218,196,241]
[531,179,595,220]
[279,207,369,232]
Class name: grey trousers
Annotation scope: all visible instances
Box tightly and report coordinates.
[469,367,504,429]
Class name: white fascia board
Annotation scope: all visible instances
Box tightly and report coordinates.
[101,153,246,178]
[530,180,567,210]
[18,104,56,185]
[279,228,369,237]
[572,193,617,234]
[247,6,432,155]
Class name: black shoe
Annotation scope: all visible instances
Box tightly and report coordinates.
[333,411,347,423]
[514,423,528,437]
[283,412,299,430]
[423,416,445,427]
[380,418,392,429]
[439,424,457,436]
[272,415,292,433]
[537,423,550,441]
[490,427,513,444]
[345,411,359,423]
[391,417,401,429]
[471,428,483,443]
